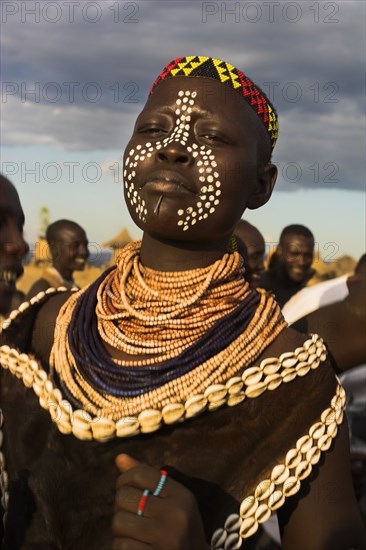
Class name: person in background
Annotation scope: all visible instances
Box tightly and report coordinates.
[26,219,89,299]
[0,174,29,321]
[0,173,28,540]
[258,224,315,306]
[234,219,266,288]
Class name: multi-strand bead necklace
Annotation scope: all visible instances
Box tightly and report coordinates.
[51,241,287,419]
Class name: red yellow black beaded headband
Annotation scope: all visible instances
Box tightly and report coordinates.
[149,56,279,150]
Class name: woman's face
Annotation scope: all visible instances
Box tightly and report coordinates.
[0,177,28,314]
[123,77,272,244]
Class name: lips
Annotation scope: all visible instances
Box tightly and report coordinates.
[74,257,86,265]
[0,267,23,288]
[141,172,196,195]
[291,267,306,275]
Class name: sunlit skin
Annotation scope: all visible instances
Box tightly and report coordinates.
[50,226,89,282]
[234,220,265,287]
[123,77,277,272]
[278,234,314,284]
[0,175,29,315]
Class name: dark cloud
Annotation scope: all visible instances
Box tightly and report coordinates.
[1,0,364,190]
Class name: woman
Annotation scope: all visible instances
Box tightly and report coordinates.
[1,57,364,549]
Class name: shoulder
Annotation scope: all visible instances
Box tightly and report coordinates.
[237,323,339,414]
[26,278,51,301]
[255,326,338,412]
[31,291,73,364]
[258,325,309,359]
[0,289,72,364]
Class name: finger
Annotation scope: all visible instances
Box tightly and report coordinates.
[115,484,142,512]
[115,453,140,472]
[112,537,153,550]
[112,510,157,543]
[115,484,167,516]
[116,464,169,498]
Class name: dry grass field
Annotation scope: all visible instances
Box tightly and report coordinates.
[17,263,105,294]
[16,254,357,296]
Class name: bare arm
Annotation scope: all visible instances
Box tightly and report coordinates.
[294,278,366,371]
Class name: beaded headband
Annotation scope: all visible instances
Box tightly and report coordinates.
[149,56,279,150]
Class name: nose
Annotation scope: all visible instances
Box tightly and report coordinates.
[157,142,193,165]
[257,257,265,272]
[78,242,89,259]
[297,254,311,267]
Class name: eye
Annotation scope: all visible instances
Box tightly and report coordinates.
[141,127,164,134]
[199,131,227,144]
[201,133,221,141]
[137,121,168,136]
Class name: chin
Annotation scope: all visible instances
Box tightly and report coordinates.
[143,223,194,243]
[129,208,185,240]
[72,262,87,271]
[289,274,307,284]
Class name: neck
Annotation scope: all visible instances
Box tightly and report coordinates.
[52,264,73,282]
[140,233,230,271]
[276,263,304,288]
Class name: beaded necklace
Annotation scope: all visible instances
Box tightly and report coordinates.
[96,241,253,359]
[51,241,287,418]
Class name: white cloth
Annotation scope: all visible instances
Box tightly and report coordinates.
[282,274,350,325]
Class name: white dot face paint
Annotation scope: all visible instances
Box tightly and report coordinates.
[172,90,222,231]
[123,88,222,230]
[123,145,147,222]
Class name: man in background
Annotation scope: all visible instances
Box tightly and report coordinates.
[234,220,266,288]
[258,224,315,306]
[27,219,89,299]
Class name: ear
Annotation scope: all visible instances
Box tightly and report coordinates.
[247,163,277,210]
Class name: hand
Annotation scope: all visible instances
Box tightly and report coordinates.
[112,454,207,550]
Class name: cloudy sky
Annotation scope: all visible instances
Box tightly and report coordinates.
[1,0,365,261]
